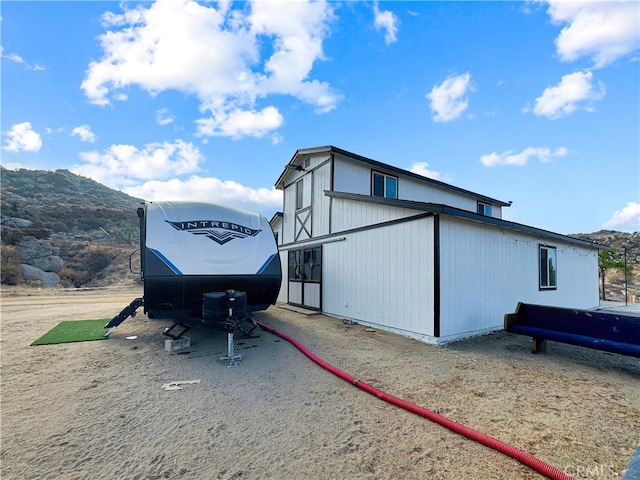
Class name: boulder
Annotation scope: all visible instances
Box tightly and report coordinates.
[20,264,61,287]
[16,240,63,272]
[1,217,34,227]
[28,255,64,273]
[16,239,55,259]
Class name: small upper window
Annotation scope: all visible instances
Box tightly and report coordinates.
[477,202,492,216]
[296,179,304,210]
[372,171,398,199]
[539,245,557,290]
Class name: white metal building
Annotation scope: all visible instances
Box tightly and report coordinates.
[271,146,604,344]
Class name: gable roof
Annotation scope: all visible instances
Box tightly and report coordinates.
[325,190,609,250]
[269,211,283,226]
[275,145,511,207]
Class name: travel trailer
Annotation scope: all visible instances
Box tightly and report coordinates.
[106,201,281,342]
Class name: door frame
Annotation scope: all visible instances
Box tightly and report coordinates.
[287,245,322,311]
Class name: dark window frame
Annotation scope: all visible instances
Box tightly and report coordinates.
[288,246,321,283]
[539,244,557,290]
[295,179,304,210]
[371,171,398,199]
[477,201,492,216]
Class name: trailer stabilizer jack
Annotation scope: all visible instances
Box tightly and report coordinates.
[104,297,144,336]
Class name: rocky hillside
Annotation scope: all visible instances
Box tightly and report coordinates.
[569,230,640,302]
[1,167,143,287]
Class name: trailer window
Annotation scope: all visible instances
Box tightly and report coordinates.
[539,245,557,290]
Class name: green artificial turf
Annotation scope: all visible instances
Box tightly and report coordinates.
[31,319,110,346]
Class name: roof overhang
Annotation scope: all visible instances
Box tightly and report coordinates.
[275,145,511,207]
[269,211,283,227]
[325,190,610,251]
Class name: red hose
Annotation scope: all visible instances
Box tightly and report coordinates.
[255,320,573,480]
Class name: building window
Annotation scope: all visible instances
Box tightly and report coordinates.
[477,202,492,216]
[296,179,304,210]
[288,247,321,282]
[372,171,398,199]
[539,245,557,290]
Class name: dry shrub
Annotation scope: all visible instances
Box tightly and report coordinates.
[1,245,24,285]
[58,244,117,287]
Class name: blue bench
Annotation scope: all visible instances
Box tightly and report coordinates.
[504,302,640,358]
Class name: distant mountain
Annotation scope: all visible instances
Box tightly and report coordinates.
[1,167,144,287]
[569,230,639,302]
[1,167,143,241]
[569,230,640,258]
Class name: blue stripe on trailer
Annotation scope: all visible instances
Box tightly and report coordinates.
[256,253,277,274]
[150,248,183,275]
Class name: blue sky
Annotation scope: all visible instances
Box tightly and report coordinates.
[1,0,639,234]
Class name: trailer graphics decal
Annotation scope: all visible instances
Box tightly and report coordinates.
[166,220,261,245]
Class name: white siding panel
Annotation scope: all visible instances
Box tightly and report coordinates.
[312,162,331,237]
[302,174,312,207]
[282,185,296,244]
[333,160,370,195]
[331,156,501,217]
[289,281,302,305]
[322,216,436,338]
[304,283,321,309]
[438,217,599,340]
[277,250,288,303]
[400,176,479,212]
[331,197,422,232]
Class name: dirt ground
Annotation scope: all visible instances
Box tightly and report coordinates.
[1,286,639,480]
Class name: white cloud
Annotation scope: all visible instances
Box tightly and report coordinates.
[81,0,340,139]
[156,108,175,126]
[73,139,204,188]
[603,202,640,232]
[0,46,45,71]
[195,106,284,139]
[426,73,473,123]
[545,0,640,68]
[373,2,399,45]
[123,176,283,215]
[3,51,23,64]
[409,162,452,183]
[71,124,96,143]
[531,70,605,119]
[480,146,569,167]
[2,122,43,153]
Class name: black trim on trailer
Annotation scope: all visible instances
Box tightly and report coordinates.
[137,206,145,276]
[433,214,441,338]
